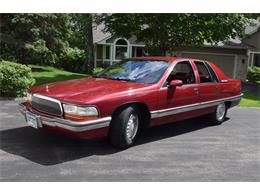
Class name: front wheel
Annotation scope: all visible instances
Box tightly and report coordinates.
[109,106,140,148]
[207,102,227,125]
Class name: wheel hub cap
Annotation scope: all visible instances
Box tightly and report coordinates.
[126,113,139,141]
[216,103,225,120]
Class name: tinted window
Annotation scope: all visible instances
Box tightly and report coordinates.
[166,61,195,85]
[194,61,213,83]
[205,62,219,82]
[97,60,171,84]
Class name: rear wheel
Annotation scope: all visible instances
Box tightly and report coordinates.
[109,106,140,148]
[207,102,227,124]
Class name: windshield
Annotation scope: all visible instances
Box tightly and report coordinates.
[96,60,171,84]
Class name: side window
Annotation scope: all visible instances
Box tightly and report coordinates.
[166,61,195,86]
[205,62,219,82]
[194,61,213,83]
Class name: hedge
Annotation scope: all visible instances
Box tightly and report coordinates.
[0,61,35,97]
[247,66,260,84]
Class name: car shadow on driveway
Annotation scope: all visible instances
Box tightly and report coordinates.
[0,117,229,166]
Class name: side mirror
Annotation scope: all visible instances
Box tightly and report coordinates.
[168,80,183,88]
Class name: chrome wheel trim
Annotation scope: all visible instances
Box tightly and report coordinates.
[216,103,226,121]
[126,113,139,142]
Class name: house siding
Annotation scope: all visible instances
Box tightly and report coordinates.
[243,31,260,51]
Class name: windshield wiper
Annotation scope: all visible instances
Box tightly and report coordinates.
[112,77,136,82]
[92,75,111,79]
[93,75,136,82]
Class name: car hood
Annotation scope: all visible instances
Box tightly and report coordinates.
[29,77,150,104]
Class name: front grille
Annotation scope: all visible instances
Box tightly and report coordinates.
[32,94,63,116]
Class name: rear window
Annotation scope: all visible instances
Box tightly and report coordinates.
[205,62,219,82]
[194,61,213,83]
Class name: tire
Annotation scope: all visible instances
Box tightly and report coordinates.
[109,105,141,148]
[207,102,227,125]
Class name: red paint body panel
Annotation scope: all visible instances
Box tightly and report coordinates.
[26,57,242,140]
[150,107,216,127]
[43,126,109,140]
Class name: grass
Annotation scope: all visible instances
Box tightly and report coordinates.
[240,91,260,108]
[29,65,88,86]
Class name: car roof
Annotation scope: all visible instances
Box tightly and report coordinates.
[130,56,207,62]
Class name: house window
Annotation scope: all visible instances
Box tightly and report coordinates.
[115,39,128,60]
[96,45,103,59]
[249,52,260,67]
[132,46,144,57]
[105,46,110,59]
[253,54,260,67]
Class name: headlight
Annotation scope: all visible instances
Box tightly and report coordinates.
[63,104,99,119]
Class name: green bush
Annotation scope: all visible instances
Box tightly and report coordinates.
[247,66,260,84]
[0,61,35,97]
[59,47,86,73]
[25,39,58,66]
[93,67,104,75]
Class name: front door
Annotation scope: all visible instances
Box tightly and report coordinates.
[154,60,200,125]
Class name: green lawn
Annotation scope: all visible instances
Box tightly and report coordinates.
[239,91,260,108]
[29,65,88,86]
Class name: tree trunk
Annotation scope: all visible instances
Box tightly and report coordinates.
[84,14,94,74]
[159,41,168,56]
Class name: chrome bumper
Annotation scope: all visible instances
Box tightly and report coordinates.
[19,104,111,132]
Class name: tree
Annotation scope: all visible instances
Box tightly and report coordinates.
[0,14,72,65]
[69,14,95,74]
[98,14,260,55]
[0,13,92,73]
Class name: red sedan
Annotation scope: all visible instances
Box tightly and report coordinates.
[20,57,242,148]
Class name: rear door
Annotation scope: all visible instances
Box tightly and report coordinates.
[192,61,222,102]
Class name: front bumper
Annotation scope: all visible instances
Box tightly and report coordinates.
[19,103,111,132]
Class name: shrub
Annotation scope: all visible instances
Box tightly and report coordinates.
[247,66,260,84]
[93,67,104,75]
[0,61,35,97]
[25,39,58,66]
[59,47,86,73]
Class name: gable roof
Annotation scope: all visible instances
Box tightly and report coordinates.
[244,21,260,36]
[93,21,260,50]
[93,23,111,43]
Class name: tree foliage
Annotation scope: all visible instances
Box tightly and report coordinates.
[1,14,71,65]
[98,14,260,55]
[0,13,95,73]
[1,13,259,74]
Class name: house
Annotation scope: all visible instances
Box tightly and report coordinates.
[93,24,146,67]
[242,27,260,68]
[93,23,260,81]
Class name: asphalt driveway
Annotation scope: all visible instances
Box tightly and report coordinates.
[0,100,259,181]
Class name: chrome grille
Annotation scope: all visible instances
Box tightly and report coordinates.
[32,94,63,116]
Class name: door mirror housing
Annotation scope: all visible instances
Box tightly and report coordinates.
[168,80,183,88]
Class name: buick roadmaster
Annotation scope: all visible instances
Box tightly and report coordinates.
[20,57,242,148]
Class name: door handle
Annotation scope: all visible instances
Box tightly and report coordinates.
[194,88,199,94]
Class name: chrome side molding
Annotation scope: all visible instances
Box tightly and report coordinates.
[150,94,243,119]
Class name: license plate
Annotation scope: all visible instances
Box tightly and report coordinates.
[26,112,40,129]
